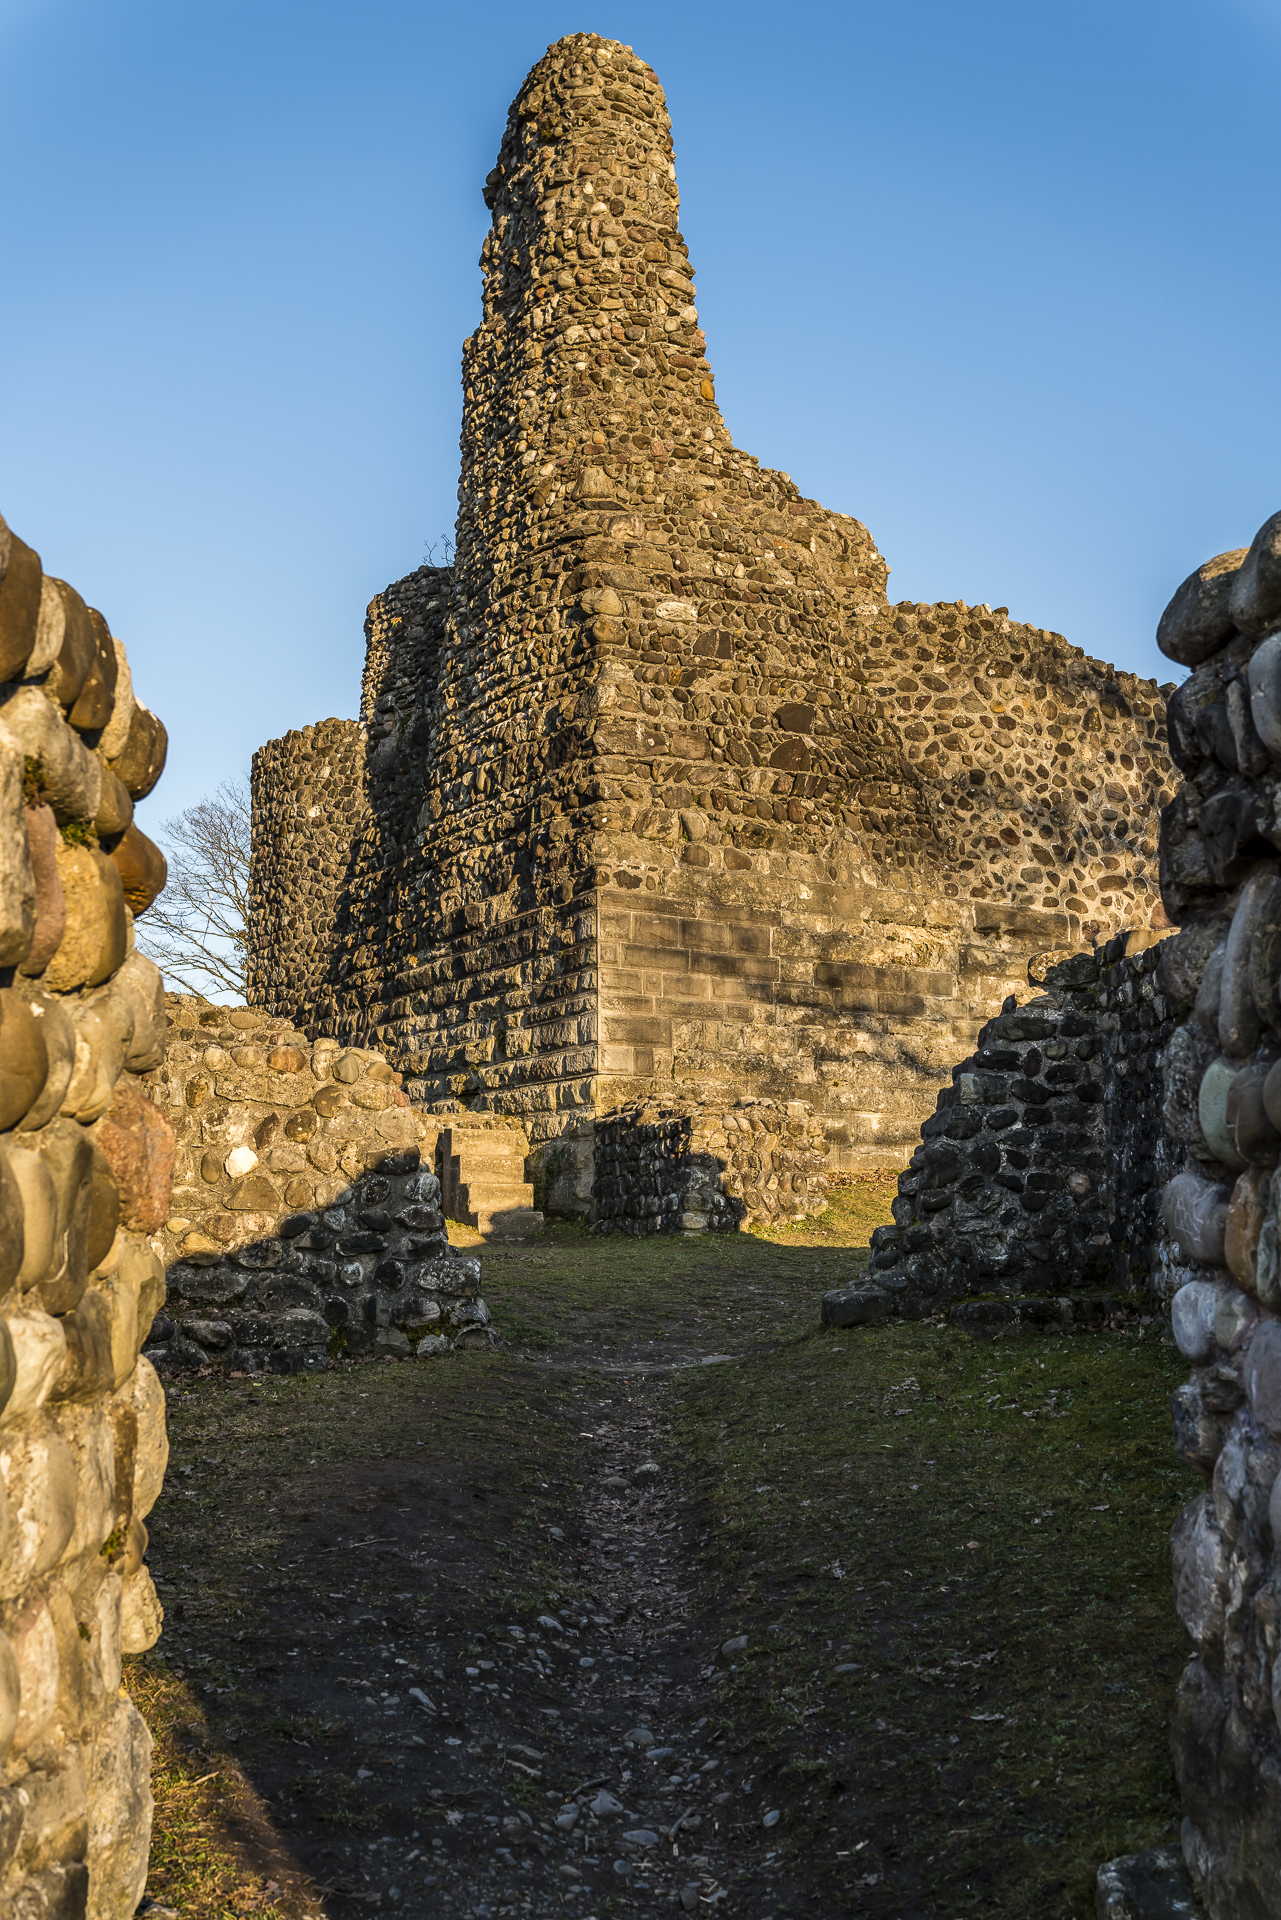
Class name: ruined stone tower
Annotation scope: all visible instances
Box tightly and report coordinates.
[248,33,1172,1205]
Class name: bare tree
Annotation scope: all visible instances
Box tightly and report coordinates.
[135,776,250,1000]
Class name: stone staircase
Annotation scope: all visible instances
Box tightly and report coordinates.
[439,1121,544,1238]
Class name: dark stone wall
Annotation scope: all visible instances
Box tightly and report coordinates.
[852,931,1176,1320]
[1097,940,1182,1297]
[247,718,368,1019]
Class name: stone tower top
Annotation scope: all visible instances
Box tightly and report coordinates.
[455,32,888,637]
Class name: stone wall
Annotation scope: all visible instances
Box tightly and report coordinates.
[248,719,368,1021]
[141,996,494,1373]
[592,1096,829,1235]
[0,510,173,1917]
[246,31,1173,1190]
[1147,510,1281,1920]
[836,931,1176,1328]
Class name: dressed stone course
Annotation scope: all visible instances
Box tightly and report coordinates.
[0,509,172,1918]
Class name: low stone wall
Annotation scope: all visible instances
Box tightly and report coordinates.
[835,930,1175,1325]
[0,511,172,1917]
[592,1097,829,1235]
[141,997,494,1371]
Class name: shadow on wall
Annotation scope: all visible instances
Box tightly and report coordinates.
[146,1159,496,1377]
[140,996,497,1375]
[591,1099,832,1236]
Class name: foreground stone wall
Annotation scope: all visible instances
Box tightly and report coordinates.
[247,32,1173,1184]
[1150,511,1281,1920]
[143,997,493,1372]
[592,1096,829,1235]
[0,511,172,1916]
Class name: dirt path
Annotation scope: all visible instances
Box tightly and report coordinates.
[144,1327,797,1919]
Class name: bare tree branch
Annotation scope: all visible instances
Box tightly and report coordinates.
[135,777,250,1000]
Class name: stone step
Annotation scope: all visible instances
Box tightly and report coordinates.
[438,1120,540,1236]
[451,1137,528,1164]
[459,1176,534,1203]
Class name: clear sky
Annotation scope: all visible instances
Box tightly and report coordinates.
[1,0,1277,828]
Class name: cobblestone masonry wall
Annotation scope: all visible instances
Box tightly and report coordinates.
[592,1096,829,1235]
[1143,509,1281,1920]
[141,997,493,1374]
[0,509,173,1917]
[836,933,1177,1328]
[247,33,1173,1186]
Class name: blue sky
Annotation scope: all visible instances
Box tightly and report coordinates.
[1,0,1277,826]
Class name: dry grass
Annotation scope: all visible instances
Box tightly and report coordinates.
[127,1658,322,1919]
[753,1168,901,1247]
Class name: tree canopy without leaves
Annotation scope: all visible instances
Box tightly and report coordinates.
[135,777,249,999]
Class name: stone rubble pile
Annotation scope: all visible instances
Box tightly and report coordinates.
[144,997,495,1370]
[592,1097,828,1234]
[1152,510,1281,1919]
[0,511,172,1917]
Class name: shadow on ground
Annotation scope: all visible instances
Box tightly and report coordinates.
[132,1194,1195,1920]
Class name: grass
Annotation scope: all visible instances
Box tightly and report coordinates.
[130,1183,1195,1919]
[673,1319,1194,1915]
[130,1661,298,1919]
[750,1169,902,1247]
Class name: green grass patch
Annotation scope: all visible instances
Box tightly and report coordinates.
[675,1317,1196,1916]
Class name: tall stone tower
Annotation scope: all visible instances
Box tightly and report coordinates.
[249,33,1171,1203]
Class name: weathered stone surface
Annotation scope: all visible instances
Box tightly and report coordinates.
[1147,514,1281,1920]
[18,991,75,1132]
[1165,1175,1231,1272]
[43,846,126,993]
[0,514,171,1912]
[1229,511,1281,637]
[0,517,43,681]
[1172,1283,1221,1363]
[91,1081,175,1232]
[821,1284,892,1328]
[19,802,66,976]
[863,934,1178,1316]
[0,722,35,970]
[1158,550,1248,667]
[1224,1166,1271,1289]
[145,995,494,1368]
[1095,1845,1203,1919]
[0,989,48,1132]
[0,685,103,824]
[106,703,166,801]
[593,1096,827,1235]
[108,821,166,916]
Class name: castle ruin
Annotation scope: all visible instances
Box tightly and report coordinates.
[246,33,1174,1218]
